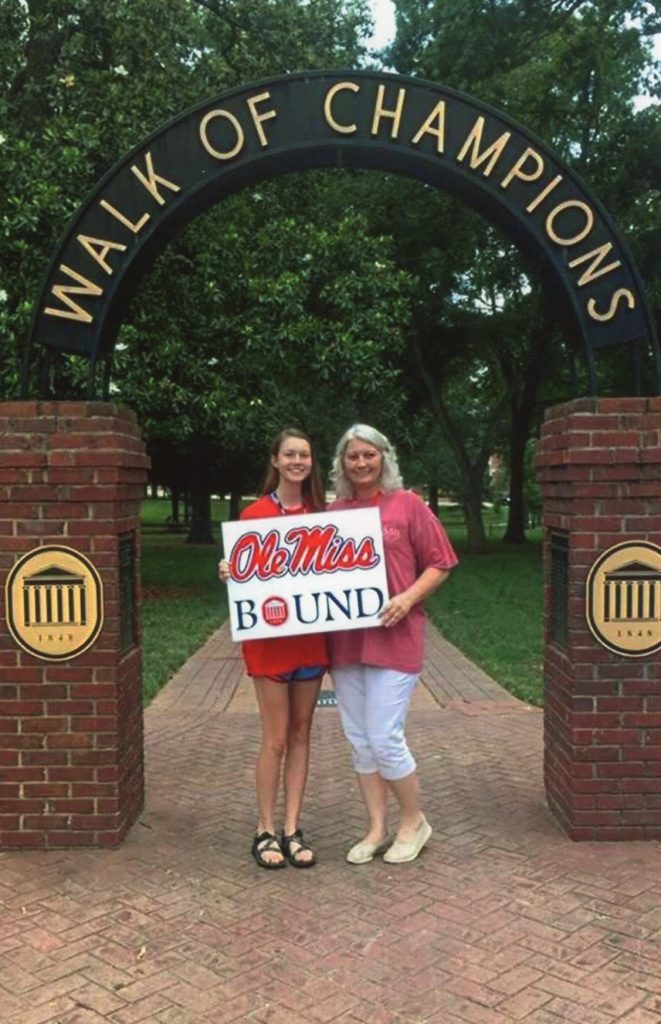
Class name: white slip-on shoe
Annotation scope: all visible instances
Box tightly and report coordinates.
[382,816,432,864]
[346,836,391,865]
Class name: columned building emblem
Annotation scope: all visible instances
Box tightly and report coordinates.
[586,541,661,657]
[6,546,104,660]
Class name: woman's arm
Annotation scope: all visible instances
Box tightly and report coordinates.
[379,567,449,628]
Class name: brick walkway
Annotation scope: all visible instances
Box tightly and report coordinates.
[2,624,661,1024]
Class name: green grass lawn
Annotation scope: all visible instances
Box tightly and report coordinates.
[141,499,228,703]
[429,508,543,705]
[140,498,544,706]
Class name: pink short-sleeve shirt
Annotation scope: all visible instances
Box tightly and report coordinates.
[328,489,458,673]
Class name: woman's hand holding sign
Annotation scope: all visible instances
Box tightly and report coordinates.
[379,567,449,628]
[379,591,414,628]
[222,508,388,640]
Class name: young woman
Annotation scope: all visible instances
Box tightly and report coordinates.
[219,428,328,869]
[328,424,458,865]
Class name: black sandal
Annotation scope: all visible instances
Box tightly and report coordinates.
[281,828,316,868]
[252,831,286,869]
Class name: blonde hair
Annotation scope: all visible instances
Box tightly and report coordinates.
[330,424,403,499]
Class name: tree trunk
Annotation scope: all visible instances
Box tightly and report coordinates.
[170,487,181,524]
[500,308,554,544]
[229,490,242,520]
[409,335,494,554]
[187,487,215,544]
[463,466,488,553]
[428,483,439,517]
[502,422,528,543]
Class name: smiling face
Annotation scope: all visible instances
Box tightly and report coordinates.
[343,438,384,497]
[272,435,313,486]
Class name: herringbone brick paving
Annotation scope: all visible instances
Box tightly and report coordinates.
[2,623,661,1024]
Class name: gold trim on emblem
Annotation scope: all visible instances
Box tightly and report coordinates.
[586,541,661,658]
[5,546,104,661]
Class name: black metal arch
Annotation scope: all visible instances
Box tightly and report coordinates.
[24,69,658,396]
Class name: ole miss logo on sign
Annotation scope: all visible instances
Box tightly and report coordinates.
[262,596,288,626]
[222,508,390,641]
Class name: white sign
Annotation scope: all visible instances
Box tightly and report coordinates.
[222,508,389,641]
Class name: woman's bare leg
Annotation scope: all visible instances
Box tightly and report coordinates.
[356,771,389,844]
[388,770,424,842]
[253,677,289,864]
[282,677,322,862]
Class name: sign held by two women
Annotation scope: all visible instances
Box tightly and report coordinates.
[222,509,389,640]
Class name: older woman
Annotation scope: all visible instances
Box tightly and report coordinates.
[328,425,458,865]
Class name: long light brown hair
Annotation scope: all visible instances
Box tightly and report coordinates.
[260,428,325,511]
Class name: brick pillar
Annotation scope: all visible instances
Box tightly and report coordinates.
[537,397,661,840]
[0,402,150,848]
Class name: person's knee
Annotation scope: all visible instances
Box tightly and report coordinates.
[352,744,377,774]
[343,727,372,763]
[262,733,287,759]
[341,726,376,772]
[369,734,413,779]
[287,717,312,746]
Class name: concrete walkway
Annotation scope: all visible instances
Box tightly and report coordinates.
[2,624,661,1024]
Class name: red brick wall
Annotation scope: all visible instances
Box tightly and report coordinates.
[537,397,661,840]
[0,402,150,848]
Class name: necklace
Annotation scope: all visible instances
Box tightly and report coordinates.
[270,490,306,515]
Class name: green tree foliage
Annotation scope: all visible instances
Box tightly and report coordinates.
[1,0,416,539]
[378,0,660,547]
[113,176,414,536]
[2,0,659,553]
[0,0,373,399]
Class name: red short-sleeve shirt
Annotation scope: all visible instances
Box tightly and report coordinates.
[236,494,329,677]
[328,489,458,673]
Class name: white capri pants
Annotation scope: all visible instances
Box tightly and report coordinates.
[332,664,418,781]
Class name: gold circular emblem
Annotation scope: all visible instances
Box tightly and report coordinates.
[5,546,104,661]
[586,541,661,658]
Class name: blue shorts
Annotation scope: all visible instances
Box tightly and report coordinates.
[267,665,326,683]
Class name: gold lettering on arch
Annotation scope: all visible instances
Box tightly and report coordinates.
[100,199,150,234]
[456,116,511,177]
[371,84,406,138]
[568,242,622,287]
[411,100,446,153]
[199,108,245,160]
[525,174,563,213]
[500,147,545,189]
[323,81,360,134]
[246,91,277,146]
[76,235,127,275]
[131,151,181,205]
[546,199,594,246]
[44,265,103,323]
[588,289,636,322]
